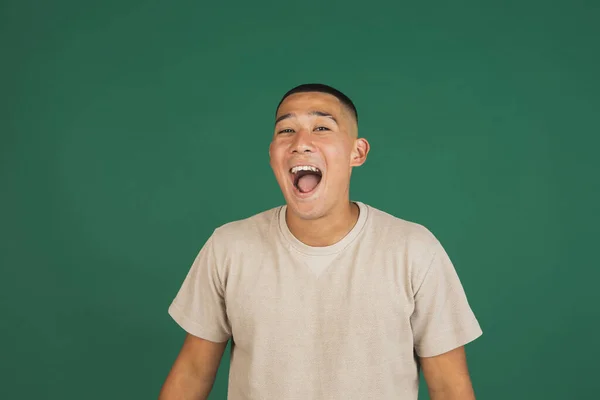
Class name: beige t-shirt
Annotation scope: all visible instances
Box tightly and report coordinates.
[168,202,482,399]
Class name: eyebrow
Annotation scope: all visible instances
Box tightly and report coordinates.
[275,111,338,124]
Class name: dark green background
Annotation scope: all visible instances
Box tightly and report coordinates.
[1,0,598,399]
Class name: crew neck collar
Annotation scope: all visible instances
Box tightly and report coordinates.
[278,201,369,256]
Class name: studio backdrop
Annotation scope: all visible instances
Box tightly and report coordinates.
[1,0,598,399]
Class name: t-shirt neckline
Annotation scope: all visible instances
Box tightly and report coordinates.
[277,201,369,256]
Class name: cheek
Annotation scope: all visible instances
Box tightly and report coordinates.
[268,143,275,159]
[268,149,287,177]
[324,146,353,180]
[324,143,353,164]
[268,144,282,162]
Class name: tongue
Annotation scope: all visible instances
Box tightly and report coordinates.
[297,174,320,193]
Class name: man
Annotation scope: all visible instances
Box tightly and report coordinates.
[159,84,483,399]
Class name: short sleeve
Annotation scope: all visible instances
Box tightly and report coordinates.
[168,234,232,343]
[410,240,482,357]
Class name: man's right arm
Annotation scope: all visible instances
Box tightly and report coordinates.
[158,333,229,400]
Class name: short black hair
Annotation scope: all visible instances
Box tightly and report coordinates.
[276,83,358,123]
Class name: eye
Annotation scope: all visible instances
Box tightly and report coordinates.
[277,128,295,134]
[315,126,330,131]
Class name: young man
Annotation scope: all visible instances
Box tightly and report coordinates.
[159,84,483,400]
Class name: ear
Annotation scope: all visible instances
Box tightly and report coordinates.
[350,138,370,167]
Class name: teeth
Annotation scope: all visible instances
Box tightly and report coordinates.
[290,165,320,174]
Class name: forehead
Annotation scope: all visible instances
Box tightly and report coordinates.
[276,92,345,118]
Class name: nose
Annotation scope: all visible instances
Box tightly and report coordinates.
[290,129,314,154]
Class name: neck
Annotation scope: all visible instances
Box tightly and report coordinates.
[286,201,360,247]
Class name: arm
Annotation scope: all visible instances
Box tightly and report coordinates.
[159,333,228,400]
[420,346,476,400]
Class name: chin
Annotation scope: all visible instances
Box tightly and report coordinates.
[284,192,329,221]
[289,205,326,220]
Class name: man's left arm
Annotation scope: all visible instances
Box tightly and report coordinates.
[409,233,483,400]
[420,346,476,400]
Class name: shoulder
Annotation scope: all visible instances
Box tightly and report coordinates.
[209,206,281,252]
[361,202,449,286]
[363,203,441,250]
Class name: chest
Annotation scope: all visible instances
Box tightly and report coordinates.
[223,245,415,342]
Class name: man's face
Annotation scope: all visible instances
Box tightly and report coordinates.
[269,91,368,220]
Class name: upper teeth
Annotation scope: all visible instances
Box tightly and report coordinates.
[291,165,320,174]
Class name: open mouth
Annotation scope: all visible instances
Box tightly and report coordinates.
[289,165,323,194]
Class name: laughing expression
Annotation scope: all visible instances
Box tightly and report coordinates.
[269,91,368,220]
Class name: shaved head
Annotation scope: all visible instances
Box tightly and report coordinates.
[276,83,359,137]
